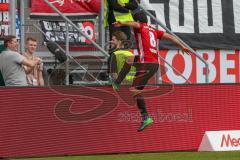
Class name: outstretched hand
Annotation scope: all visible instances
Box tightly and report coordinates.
[112,21,123,27]
[180,46,191,55]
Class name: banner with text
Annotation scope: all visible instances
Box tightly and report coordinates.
[159,49,240,84]
[142,0,240,49]
[31,0,100,16]
[40,20,96,45]
[0,0,9,35]
[0,0,20,38]
[198,130,240,151]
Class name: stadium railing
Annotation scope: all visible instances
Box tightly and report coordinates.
[39,0,110,86]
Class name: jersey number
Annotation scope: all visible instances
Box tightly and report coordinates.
[149,31,157,47]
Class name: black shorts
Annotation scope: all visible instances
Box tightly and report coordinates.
[132,57,159,90]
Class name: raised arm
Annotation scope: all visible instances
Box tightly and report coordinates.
[21,57,41,68]
[162,33,191,54]
[23,65,33,74]
[113,21,141,29]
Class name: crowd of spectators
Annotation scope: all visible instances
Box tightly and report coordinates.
[0,0,141,87]
[0,35,44,87]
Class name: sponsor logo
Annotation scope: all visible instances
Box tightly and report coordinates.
[221,134,240,147]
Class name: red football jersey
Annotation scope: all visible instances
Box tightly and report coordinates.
[134,23,164,63]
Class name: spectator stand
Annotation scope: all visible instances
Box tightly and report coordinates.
[20,0,109,86]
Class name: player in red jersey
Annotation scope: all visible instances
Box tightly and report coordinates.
[112,12,191,131]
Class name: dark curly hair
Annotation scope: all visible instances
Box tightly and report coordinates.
[133,11,148,23]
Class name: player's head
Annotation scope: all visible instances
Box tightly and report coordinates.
[111,31,127,48]
[133,11,148,23]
